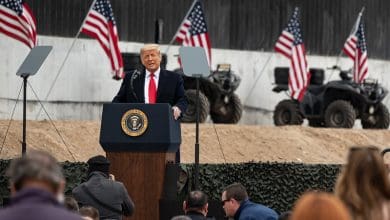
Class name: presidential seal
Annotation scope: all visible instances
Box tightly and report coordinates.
[121,109,148,136]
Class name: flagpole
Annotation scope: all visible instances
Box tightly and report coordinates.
[326,6,365,82]
[163,0,198,55]
[35,0,97,120]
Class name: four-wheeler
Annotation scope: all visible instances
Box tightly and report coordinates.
[272,66,390,129]
[176,64,243,124]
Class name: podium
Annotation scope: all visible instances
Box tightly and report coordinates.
[100,103,181,220]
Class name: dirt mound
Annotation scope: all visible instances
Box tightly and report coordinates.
[1,120,389,164]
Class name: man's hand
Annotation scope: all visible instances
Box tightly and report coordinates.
[172,106,182,120]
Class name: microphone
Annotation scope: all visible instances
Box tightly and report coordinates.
[130,68,141,102]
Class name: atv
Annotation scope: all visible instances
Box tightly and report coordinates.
[272,66,390,129]
[175,64,243,124]
[208,64,242,123]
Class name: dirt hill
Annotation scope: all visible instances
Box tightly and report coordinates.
[1,120,390,164]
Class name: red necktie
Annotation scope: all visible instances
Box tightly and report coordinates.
[148,72,156,104]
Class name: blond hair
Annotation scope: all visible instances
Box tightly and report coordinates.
[290,192,351,220]
[140,44,160,55]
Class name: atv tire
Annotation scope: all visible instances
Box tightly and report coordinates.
[361,103,390,129]
[182,89,210,123]
[210,94,242,124]
[324,100,356,128]
[273,99,303,126]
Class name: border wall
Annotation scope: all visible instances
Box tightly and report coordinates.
[2,0,390,124]
[1,36,390,124]
[26,0,390,59]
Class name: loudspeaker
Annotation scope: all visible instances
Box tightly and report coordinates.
[162,162,179,200]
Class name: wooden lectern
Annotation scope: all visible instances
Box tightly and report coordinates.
[100,103,181,220]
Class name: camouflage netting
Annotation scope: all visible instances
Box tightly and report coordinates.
[180,163,341,212]
[0,160,342,212]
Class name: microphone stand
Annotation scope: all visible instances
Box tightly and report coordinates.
[21,75,28,155]
[194,75,201,190]
[130,69,141,102]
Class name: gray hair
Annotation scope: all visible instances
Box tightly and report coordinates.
[7,150,64,191]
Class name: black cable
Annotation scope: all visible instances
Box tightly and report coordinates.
[27,81,76,161]
[211,123,226,163]
[0,82,23,156]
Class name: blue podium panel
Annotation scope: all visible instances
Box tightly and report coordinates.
[99,103,181,152]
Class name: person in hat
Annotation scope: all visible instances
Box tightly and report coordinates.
[72,155,134,220]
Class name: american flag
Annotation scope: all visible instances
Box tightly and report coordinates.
[0,0,36,48]
[275,7,310,101]
[81,0,124,79]
[343,15,368,83]
[174,0,211,65]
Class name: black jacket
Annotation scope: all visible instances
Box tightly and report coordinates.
[112,69,187,113]
[186,211,208,220]
[186,211,216,220]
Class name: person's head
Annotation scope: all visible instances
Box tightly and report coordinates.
[140,44,162,72]
[221,183,249,217]
[183,190,208,216]
[79,206,99,220]
[64,196,79,212]
[290,192,350,220]
[6,150,65,197]
[335,146,390,220]
[87,155,110,176]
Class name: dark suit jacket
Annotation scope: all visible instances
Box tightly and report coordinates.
[112,69,187,113]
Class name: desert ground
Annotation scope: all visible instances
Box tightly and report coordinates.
[1,120,390,164]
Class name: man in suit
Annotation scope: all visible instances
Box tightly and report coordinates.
[112,43,187,120]
[183,190,214,220]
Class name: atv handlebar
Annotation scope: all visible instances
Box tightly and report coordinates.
[326,65,352,72]
[326,65,342,71]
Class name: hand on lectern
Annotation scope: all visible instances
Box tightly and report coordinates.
[172,106,181,120]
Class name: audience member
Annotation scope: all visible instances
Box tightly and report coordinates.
[183,190,210,219]
[335,146,390,220]
[65,196,79,212]
[0,150,82,220]
[72,155,134,220]
[221,183,278,220]
[79,206,99,220]
[289,192,350,220]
